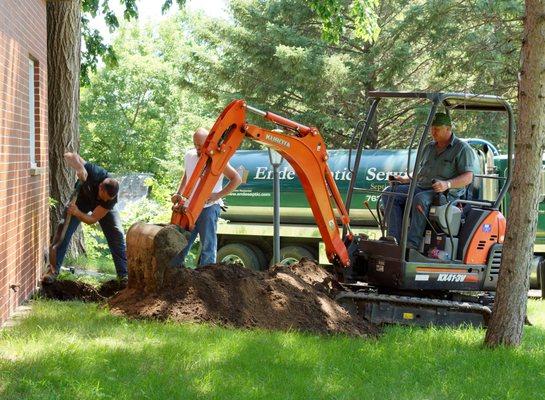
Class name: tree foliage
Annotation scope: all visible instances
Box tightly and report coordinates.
[80,19,217,191]
[306,0,380,43]
[174,0,523,149]
[80,0,187,84]
[81,0,526,178]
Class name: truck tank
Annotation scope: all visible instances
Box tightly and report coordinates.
[225,149,411,226]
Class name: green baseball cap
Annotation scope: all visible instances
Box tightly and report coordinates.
[432,112,451,127]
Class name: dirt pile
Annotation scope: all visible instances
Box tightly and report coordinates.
[41,279,126,302]
[97,279,127,298]
[108,260,378,337]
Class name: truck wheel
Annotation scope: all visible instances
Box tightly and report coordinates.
[302,245,318,260]
[273,246,315,267]
[217,243,261,271]
[246,243,268,271]
[540,258,545,300]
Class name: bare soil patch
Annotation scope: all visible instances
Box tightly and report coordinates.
[40,279,126,302]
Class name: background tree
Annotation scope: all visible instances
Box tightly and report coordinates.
[484,0,545,347]
[77,0,528,171]
[178,0,523,149]
[80,20,216,194]
[47,0,84,254]
[46,0,185,256]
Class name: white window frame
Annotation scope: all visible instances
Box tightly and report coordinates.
[29,58,36,169]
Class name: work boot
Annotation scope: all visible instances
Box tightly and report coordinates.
[41,267,59,285]
[118,275,128,288]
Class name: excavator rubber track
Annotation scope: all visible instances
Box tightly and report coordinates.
[336,290,492,327]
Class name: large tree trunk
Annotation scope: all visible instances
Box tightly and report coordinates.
[47,0,85,256]
[484,0,545,347]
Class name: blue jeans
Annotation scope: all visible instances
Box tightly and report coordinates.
[180,204,221,266]
[54,209,128,278]
[381,184,440,249]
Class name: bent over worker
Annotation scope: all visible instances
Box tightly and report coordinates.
[44,153,128,281]
[382,112,479,251]
[171,127,242,266]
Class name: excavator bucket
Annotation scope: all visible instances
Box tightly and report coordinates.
[125,222,188,291]
[168,227,192,267]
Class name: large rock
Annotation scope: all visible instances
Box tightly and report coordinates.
[126,223,187,293]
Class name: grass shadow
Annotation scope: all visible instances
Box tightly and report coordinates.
[1,300,545,399]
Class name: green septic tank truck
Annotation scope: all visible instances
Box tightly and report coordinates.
[217,145,545,282]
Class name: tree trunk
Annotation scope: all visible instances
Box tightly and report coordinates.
[47,0,85,256]
[484,0,545,347]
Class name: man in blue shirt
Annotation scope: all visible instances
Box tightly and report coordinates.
[43,152,127,282]
[382,112,478,250]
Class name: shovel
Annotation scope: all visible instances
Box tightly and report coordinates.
[42,181,83,283]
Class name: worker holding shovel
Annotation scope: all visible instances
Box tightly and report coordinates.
[42,153,127,283]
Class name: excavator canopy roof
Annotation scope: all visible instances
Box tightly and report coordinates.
[368,91,510,112]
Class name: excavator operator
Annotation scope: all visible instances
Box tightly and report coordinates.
[381,112,479,251]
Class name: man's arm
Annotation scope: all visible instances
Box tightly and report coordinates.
[432,144,478,192]
[208,163,242,202]
[64,152,88,181]
[171,173,187,204]
[67,204,108,225]
[432,171,473,193]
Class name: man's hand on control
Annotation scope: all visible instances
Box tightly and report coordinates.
[389,175,410,185]
[171,193,182,204]
[432,180,450,193]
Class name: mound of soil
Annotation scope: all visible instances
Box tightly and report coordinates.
[108,260,378,337]
[41,279,126,302]
[98,279,127,298]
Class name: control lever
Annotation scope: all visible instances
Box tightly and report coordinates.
[364,200,384,235]
[416,204,439,236]
[431,178,447,206]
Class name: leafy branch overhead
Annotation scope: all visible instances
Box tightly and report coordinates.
[306,0,381,43]
[80,0,187,85]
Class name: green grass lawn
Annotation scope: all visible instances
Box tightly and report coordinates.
[1,300,545,400]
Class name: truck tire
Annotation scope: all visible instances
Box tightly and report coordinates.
[540,258,545,300]
[273,246,315,267]
[302,245,318,260]
[246,243,268,271]
[217,243,261,271]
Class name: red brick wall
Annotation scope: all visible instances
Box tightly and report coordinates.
[0,0,48,325]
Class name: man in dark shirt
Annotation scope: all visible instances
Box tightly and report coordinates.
[382,112,479,250]
[45,152,128,281]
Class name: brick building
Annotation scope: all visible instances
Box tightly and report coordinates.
[0,0,49,325]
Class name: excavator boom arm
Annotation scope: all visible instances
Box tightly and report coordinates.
[171,99,351,267]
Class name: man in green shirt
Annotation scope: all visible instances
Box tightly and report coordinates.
[382,112,479,250]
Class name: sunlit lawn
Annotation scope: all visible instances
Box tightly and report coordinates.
[1,299,544,400]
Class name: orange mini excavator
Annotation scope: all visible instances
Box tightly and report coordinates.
[170,99,353,268]
[169,93,543,327]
